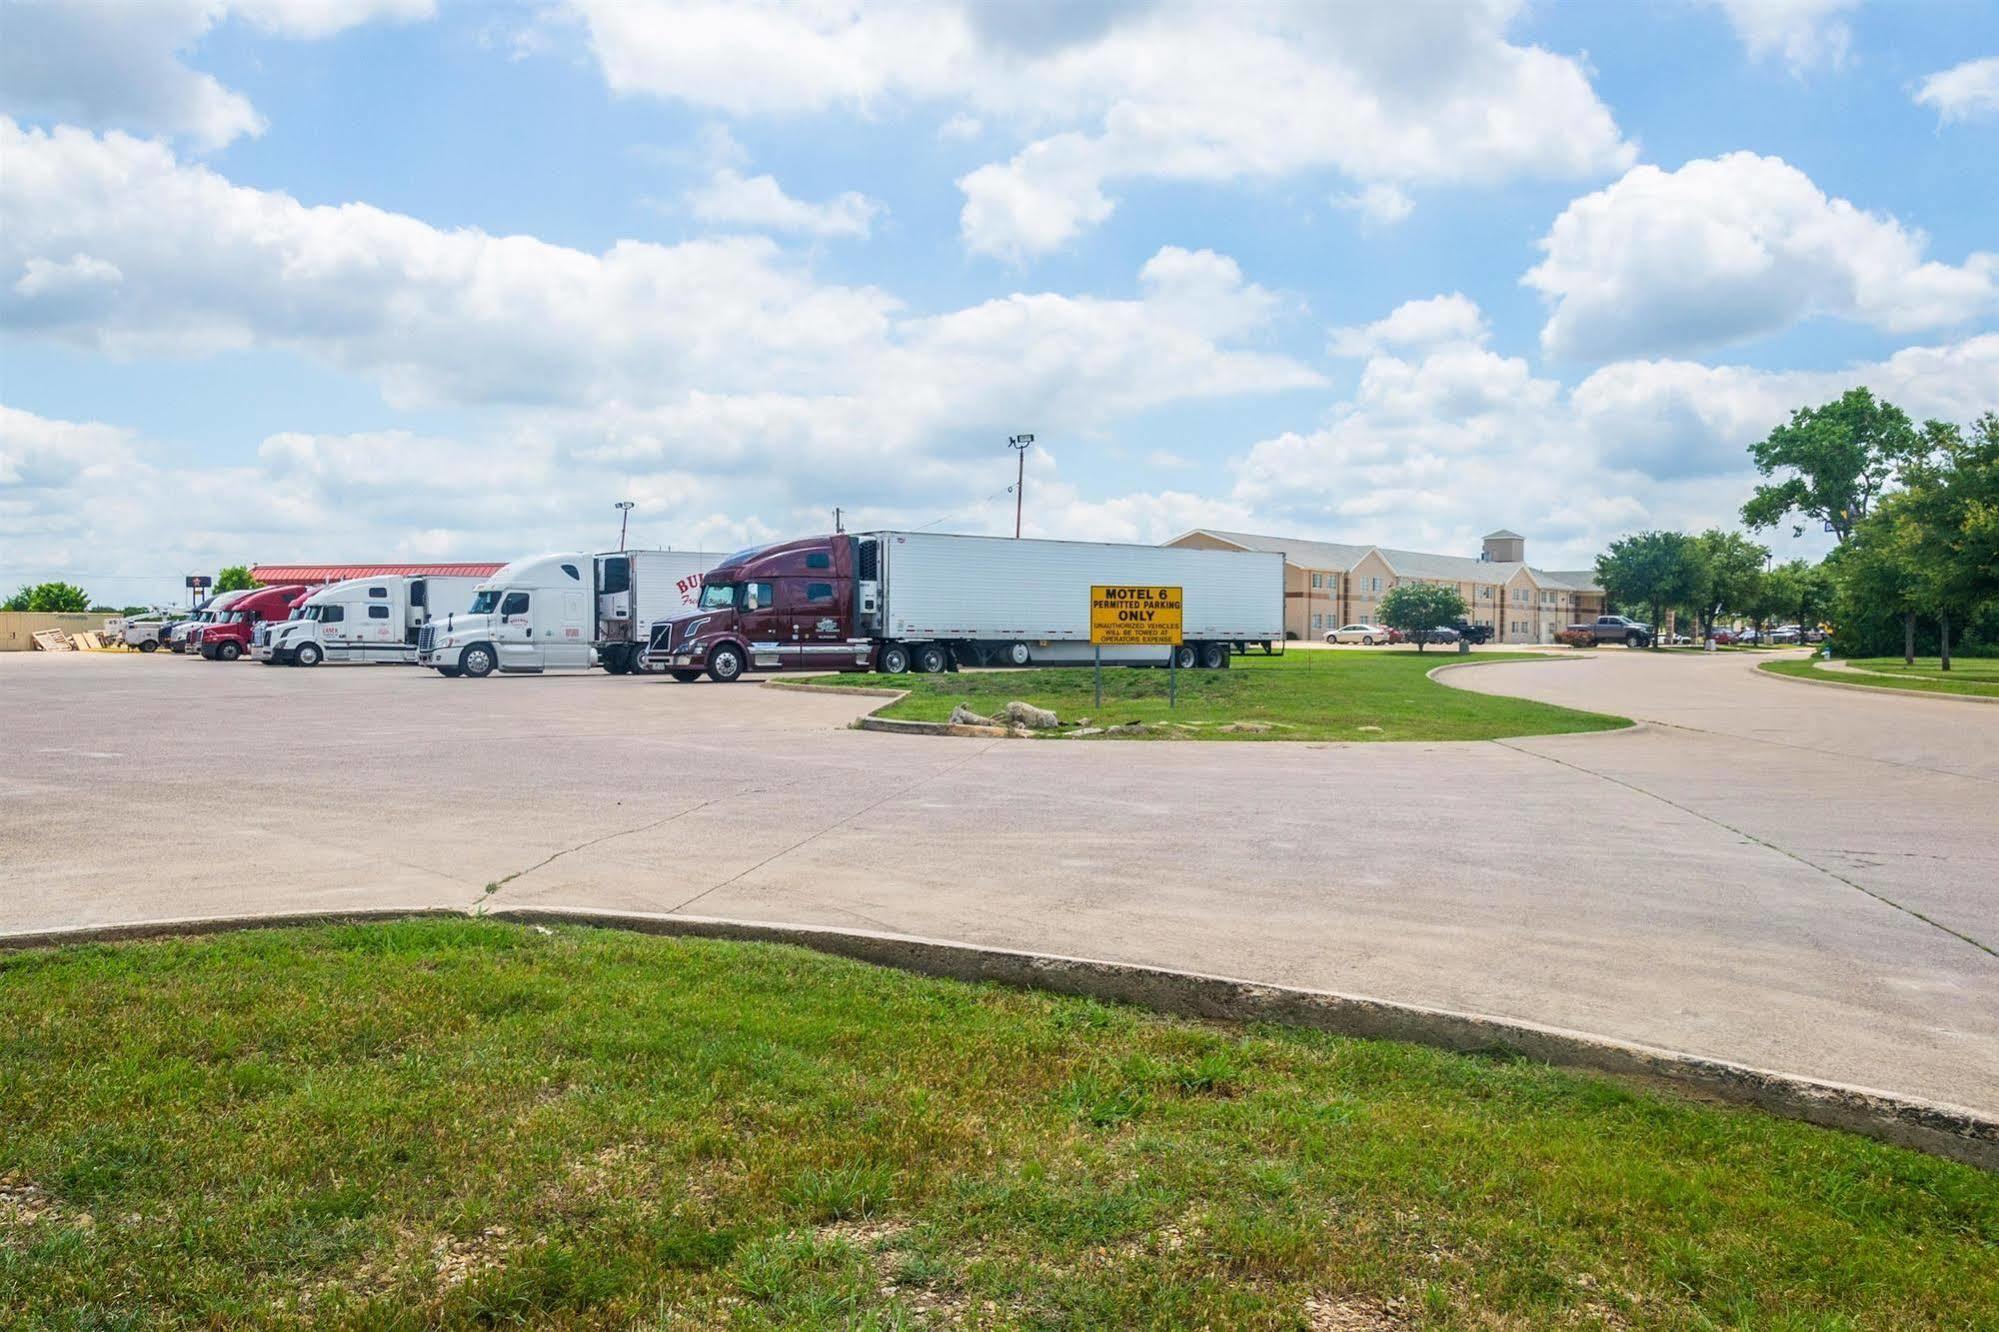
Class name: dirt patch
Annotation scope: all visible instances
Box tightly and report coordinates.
[431,1225,512,1286]
[0,1173,73,1231]
[1304,1292,1399,1330]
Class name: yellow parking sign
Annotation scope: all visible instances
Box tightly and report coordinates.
[1090,585,1183,646]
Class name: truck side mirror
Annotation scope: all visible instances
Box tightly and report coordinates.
[746,592,759,611]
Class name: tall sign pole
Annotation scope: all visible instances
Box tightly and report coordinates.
[1008,435,1034,537]
[615,500,635,551]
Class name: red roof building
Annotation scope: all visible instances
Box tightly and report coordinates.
[248,563,506,586]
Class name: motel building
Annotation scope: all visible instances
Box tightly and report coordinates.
[1166,529,1607,645]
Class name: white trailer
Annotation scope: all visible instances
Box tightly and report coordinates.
[595,549,718,674]
[256,575,482,666]
[874,531,1284,667]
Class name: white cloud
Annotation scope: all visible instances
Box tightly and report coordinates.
[1329,293,1487,358]
[686,169,884,238]
[1702,0,1858,72]
[937,112,983,142]
[0,0,434,149]
[1332,183,1414,228]
[1526,153,1999,360]
[562,0,1634,258]
[1915,56,1999,124]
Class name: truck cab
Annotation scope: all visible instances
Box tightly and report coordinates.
[648,535,867,682]
[197,585,307,659]
[416,554,594,678]
[260,575,478,666]
[171,589,251,653]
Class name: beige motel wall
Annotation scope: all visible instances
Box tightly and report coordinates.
[0,612,119,651]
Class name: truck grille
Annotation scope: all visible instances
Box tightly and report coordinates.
[417,623,438,652]
[253,624,271,646]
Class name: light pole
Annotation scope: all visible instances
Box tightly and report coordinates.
[614,500,634,551]
[1008,434,1034,538]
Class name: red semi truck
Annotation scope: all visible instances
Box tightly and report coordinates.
[645,530,1284,682]
[193,584,308,660]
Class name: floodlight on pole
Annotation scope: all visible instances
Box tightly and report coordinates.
[1008,434,1035,538]
[615,500,635,551]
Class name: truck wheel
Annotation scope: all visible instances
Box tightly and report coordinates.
[217,641,241,662]
[878,644,910,675]
[436,666,462,678]
[1172,644,1197,669]
[138,640,158,653]
[1625,632,1642,648]
[1005,641,1031,666]
[1199,642,1226,670]
[296,642,322,668]
[601,646,629,675]
[916,644,949,674]
[459,644,495,678]
[707,644,745,683]
[669,669,702,683]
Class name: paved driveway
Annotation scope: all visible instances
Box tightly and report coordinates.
[3,649,1994,1113]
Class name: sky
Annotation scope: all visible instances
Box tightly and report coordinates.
[2,0,1996,608]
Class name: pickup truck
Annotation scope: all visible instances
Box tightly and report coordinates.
[1448,619,1494,645]
[1566,614,1653,647]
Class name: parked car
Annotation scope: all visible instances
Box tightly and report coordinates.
[1326,623,1391,645]
[1709,628,1738,645]
[1564,614,1653,647]
[1418,625,1461,645]
[1768,624,1803,645]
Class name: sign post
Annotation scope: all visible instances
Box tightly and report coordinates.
[1090,584,1184,709]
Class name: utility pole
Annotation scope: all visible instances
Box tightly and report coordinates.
[1008,434,1035,538]
[615,500,634,551]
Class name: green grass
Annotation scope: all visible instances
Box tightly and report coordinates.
[1761,656,1999,698]
[795,651,1630,742]
[3,922,1994,1330]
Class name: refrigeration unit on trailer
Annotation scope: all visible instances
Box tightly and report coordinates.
[256,575,481,666]
[646,531,1285,682]
[414,549,717,678]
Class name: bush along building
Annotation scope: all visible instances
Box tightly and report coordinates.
[1167,529,1606,644]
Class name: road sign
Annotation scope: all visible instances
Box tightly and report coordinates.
[185,574,212,590]
[1091,584,1183,646]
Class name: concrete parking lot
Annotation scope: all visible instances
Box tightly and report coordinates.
[3,648,1995,1114]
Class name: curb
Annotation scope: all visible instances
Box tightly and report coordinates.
[4,907,1992,1172]
[1755,660,1999,705]
[1425,654,1644,739]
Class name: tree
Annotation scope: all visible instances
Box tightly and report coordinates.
[1893,413,1999,670]
[1688,529,1768,640]
[1376,582,1469,652]
[1594,532,1699,648]
[1833,496,1927,663]
[215,565,259,592]
[1741,388,1920,543]
[3,581,92,613]
[1764,559,1834,638]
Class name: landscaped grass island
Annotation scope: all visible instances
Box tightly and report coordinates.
[1762,656,1999,699]
[3,921,1993,1329]
[793,651,1630,742]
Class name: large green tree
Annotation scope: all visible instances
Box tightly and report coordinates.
[1892,413,1999,669]
[1594,532,1699,647]
[1376,582,1469,652]
[214,565,260,592]
[3,581,92,613]
[1687,529,1768,640]
[1763,560,1834,639]
[1833,495,1928,663]
[1741,388,1920,543]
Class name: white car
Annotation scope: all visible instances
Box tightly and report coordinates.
[1326,623,1392,645]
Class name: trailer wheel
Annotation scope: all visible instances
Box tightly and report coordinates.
[1199,642,1226,670]
[459,644,495,678]
[1005,641,1031,666]
[878,644,910,675]
[916,644,949,674]
[670,669,702,683]
[138,640,158,653]
[1172,644,1196,670]
[707,644,745,683]
[216,641,242,662]
[295,642,322,668]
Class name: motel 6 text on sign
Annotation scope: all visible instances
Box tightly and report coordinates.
[1091,585,1183,647]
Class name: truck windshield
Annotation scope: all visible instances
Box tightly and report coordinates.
[469,590,502,614]
[698,583,736,610]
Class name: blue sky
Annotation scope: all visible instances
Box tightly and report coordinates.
[3,0,1996,607]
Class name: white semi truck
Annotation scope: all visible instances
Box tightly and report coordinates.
[255,574,482,666]
[414,549,717,678]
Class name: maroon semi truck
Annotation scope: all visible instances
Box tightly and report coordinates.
[194,584,308,660]
[644,530,1284,682]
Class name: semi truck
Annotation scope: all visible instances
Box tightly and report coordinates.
[645,530,1285,682]
[414,549,717,678]
[194,585,309,660]
[255,574,482,666]
[167,589,252,652]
